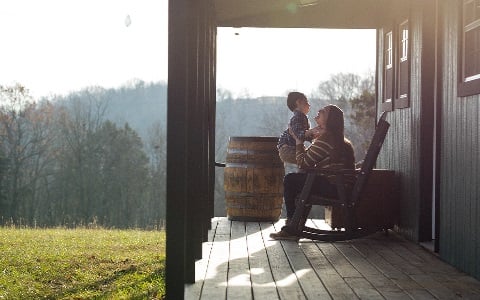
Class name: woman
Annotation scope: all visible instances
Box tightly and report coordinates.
[270,104,355,240]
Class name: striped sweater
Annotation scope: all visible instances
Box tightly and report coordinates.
[295,135,355,186]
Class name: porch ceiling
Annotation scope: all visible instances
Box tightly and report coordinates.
[214,0,395,29]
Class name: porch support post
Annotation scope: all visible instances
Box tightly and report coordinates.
[418,0,437,242]
[166,0,216,298]
[166,0,190,297]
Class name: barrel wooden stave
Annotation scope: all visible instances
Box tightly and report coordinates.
[224,136,284,222]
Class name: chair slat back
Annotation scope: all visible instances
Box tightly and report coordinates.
[351,112,390,204]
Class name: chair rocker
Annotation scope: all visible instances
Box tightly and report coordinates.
[285,112,390,241]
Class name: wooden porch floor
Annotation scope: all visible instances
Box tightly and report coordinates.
[185,217,480,299]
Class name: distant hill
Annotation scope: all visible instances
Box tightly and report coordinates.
[43,80,167,144]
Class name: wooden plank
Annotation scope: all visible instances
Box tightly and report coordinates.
[185,219,218,299]
[384,237,480,298]
[306,219,366,299]
[352,237,436,299]
[344,277,384,300]
[227,221,252,300]
[393,280,436,300]
[282,240,331,299]
[398,238,466,275]
[245,222,279,300]
[409,274,461,300]
[318,243,362,278]
[260,222,305,299]
[334,243,381,276]
[360,275,414,300]
[334,242,411,299]
[351,239,408,280]
[301,242,357,300]
[386,238,443,273]
[200,218,230,299]
[368,240,425,276]
[349,238,414,299]
[428,274,480,299]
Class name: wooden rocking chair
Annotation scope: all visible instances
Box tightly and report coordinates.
[285,112,390,241]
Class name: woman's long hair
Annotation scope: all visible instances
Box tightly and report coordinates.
[324,105,344,144]
[323,105,354,167]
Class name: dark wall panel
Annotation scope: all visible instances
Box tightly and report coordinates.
[439,0,480,280]
[376,7,424,242]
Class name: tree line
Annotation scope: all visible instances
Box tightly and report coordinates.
[0,82,166,228]
[0,72,374,228]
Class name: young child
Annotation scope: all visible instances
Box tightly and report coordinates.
[277,91,313,174]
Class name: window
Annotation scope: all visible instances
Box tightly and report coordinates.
[386,32,394,68]
[383,30,394,110]
[382,19,410,111]
[400,22,409,62]
[459,0,480,96]
[396,20,409,108]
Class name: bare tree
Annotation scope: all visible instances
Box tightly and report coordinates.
[0,84,60,224]
[54,89,110,223]
[145,121,167,225]
[312,72,376,160]
[257,98,291,136]
[314,73,362,102]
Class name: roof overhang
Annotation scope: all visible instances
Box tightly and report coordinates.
[215,0,399,29]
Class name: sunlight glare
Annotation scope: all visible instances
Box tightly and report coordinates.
[249,267,265,275]
[275,269,311,287]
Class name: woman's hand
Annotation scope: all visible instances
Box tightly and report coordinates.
[305,126,324,140]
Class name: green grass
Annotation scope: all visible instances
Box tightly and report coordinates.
[0,227,165,299]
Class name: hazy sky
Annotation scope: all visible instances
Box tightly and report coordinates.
[1,0,376,99]
[1,0,168,98]
[217,27,376,98]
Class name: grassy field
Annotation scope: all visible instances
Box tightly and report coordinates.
[0,227,165,299]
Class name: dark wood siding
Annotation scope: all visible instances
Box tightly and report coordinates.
[376,7,424,242]
[376,0,437,244]
[439,0,480,280]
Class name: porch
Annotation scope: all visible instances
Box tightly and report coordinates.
[185,217,480,299]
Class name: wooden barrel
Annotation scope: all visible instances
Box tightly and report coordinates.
[224,136,284,221]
